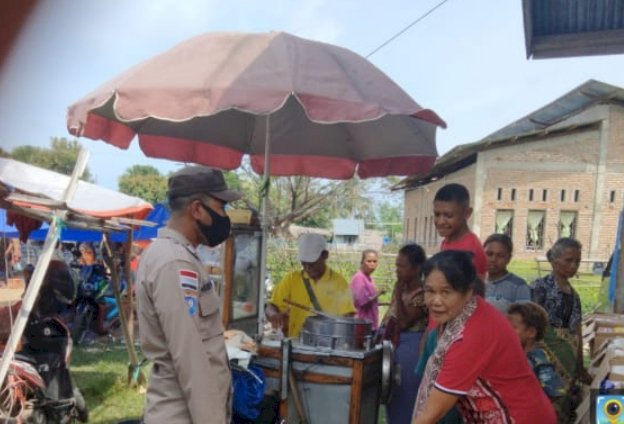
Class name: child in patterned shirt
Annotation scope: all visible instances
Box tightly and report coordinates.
[508,302,568,422]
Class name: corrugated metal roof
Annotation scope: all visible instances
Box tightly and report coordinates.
[531,0,624,35]
[397,79,624,190]
[523,0,624,58]
[482,79,624,142]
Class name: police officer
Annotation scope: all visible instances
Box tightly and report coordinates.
[136,166,241,423]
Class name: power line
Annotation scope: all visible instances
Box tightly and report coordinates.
[366,0,451,58]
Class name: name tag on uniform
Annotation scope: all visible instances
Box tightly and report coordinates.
[200,279,214,292]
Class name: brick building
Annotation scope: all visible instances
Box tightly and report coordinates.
[399,80,624,261]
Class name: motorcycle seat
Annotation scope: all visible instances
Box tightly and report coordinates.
[13,352,37,365]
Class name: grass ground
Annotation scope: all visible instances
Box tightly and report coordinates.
[72,344,145,424]
[70,259,611,423]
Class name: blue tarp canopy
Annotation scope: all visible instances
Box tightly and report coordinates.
[0,208,19,238]
[0,204,169,243]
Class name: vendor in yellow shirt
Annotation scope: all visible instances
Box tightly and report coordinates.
[266,233,355,337]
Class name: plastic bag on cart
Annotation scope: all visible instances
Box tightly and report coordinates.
[231,363,265,422]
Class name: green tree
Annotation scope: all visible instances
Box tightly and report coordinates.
[11,137,93,181]
[118,165,167,204]
[235,164,372,236]
[377,201,403,243]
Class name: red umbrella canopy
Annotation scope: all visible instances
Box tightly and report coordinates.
[67,31,445,179]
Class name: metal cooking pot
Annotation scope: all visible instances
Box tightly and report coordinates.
[299,315,372,351]
[380,340,397,404]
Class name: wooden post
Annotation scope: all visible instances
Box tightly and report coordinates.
[221,235,234,328]
[349,360,363,423]
[615,210,624,313]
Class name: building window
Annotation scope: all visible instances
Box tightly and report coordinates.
[559,211,577,239]
[574,190,580,202]
[510,189,516,201]
[542,189,548,201]
[497,188,502,201]
[529,189,534,201]
[560,189,566,202]
[526,210,545,250]
[495,209,514,238]
[610,190,616,203]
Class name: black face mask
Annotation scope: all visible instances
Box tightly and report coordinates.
[197,203,231,247]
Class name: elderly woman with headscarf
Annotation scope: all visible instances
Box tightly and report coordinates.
[531,237,592,422]
[413,250,555,424]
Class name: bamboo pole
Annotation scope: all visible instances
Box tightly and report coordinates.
[102,234,145,387]
[123,231,134,344]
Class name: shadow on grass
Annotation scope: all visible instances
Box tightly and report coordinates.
[72,368,119,403]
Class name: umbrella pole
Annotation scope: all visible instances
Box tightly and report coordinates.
[258,114,271,337]
[0,149,89,388]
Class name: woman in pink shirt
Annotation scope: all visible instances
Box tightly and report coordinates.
[350,249,384,330]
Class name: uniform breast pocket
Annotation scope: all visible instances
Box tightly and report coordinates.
[197,291,224,339]
[198,291,220,317]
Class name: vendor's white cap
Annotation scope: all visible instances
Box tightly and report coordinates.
[297,234,327,263]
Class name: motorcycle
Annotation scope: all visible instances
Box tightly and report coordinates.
[0,315,88,423]
[71,264,122,345]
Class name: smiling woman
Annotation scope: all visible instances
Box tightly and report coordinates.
[413,250,556,424]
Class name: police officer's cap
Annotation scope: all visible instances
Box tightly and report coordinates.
[167,166,242,203]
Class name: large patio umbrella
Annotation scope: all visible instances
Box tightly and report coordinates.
[67,31,445,178]
[66,31,446,334]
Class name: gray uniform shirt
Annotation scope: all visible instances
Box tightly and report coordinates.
[136,227,231,423]
[485,273,530,314]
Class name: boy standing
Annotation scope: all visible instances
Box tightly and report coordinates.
[433,183,487,279]
[508,302,567,422]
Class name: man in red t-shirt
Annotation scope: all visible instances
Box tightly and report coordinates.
[433,183,487,280]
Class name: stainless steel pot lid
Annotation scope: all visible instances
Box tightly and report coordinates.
[304,315,370,325]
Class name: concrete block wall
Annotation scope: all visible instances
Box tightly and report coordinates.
[403,103,624,262]
[478,128,601,259]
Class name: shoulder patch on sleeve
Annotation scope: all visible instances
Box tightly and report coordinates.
[184,295,198,316]
[179,269,199,316]
[179,269,199,291]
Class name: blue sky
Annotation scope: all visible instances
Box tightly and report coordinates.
[2,0,624,190]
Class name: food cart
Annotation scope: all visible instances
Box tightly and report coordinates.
[254,326,393,424]
[211,217,393,424]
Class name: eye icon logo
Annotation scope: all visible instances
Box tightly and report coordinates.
[597,395,624,424]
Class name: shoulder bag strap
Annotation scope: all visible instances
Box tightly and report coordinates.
[301,271,323,312]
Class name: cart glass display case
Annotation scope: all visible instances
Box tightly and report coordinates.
[220,225,263,335]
